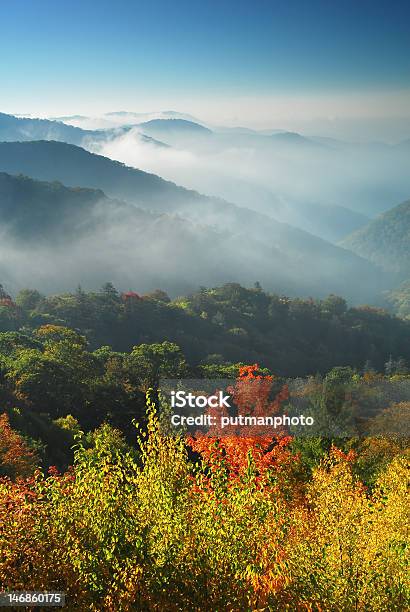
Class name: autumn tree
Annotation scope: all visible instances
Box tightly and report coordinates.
[0,413,37,478]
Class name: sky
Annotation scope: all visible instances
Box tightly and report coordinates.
[1,0,410,138]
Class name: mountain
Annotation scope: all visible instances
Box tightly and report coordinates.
[0,172,281,295]
[137,119,212,145]
[269,200,370,242]
[341,198,410,279]
[106,110,201,123]
[0,141,383,301]
[0,140,205,210]
[52,111,204,130]
[0,112,90,145]
[54,115,90,122]
[0,112,167,149]
[138,119,211,134]
[213,126,261,135]
[0,172,107,241]
[269,131,319,146]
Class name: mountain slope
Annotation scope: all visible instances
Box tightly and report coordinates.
[138,118,212,135]
[285,201,370,242]
[341,198,410,279]
[0,172,285,295]
[0,141,383,301]
[136,118,212,147]
[0,172,107,241]
[0,112,90,145]
[269,131,321,147]
[0,140,199,209]
[0,111,168,149]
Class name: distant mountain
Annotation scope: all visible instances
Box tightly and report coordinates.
[0,172,107,241]
[12,111,383,242]
[193,175,369,242]
[0,111,168,149]
[341,198,410,279]
[0,140,205,210]
[0,141,383,301]
[181,128,326,154]
[0,112,90,145]
[54,115,90,122]
[269,132,324,148]
[213,126,261,135]
[0,172,250,294]
[136,119,212,146]
[270,199,370,242]
[139,119,212,134]
[54,111,204,130]
[91,125,170,148]
[106,110,201,122]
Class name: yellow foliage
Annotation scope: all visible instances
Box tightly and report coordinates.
[0,404,408,611]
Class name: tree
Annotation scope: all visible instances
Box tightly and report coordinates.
[143,289,171,303]
[128,341,187,390]
[0,413,37,478]
[385,355,408,376]
[320,294,347,317]
[15,289,44,311]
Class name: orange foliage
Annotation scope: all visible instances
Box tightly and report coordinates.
[0,414,37,478]
[188,365,294,486]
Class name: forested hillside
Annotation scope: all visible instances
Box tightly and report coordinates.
[0,161,384,301]
[1,282,409,377]
[0,172,109,240]
[1,285,409,609]
[0,111,90,144]
[0,140,208,209]
[0,118,408,612]
[387,281,410,319]
[0,278,409,468]
[2,1,410,607]
[342,198,410,279]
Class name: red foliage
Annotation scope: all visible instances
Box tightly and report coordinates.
[121,291,142,301]
[0,414,37,478]
[0,297,17,309]
[188,365,294,486]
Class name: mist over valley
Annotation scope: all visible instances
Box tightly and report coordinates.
[0,110,409,307]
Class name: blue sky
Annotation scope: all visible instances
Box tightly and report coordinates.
[1,0,410,134]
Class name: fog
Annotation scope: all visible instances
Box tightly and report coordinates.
[31,88,410,140]
[0,110,409,303]
[0,176,386,306]
[0,199,300,298]
[86,120,410,239]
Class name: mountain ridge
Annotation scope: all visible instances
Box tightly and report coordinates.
[0,143,384,302]
[341,198,410,280]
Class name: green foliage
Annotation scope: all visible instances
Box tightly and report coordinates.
[1,282,410,475]
[387,280,410,320]
[15,289,44,311]
[3,282,410,378]
[342,198,410,279]
[0,402,408,610]
[129,341,188,390]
